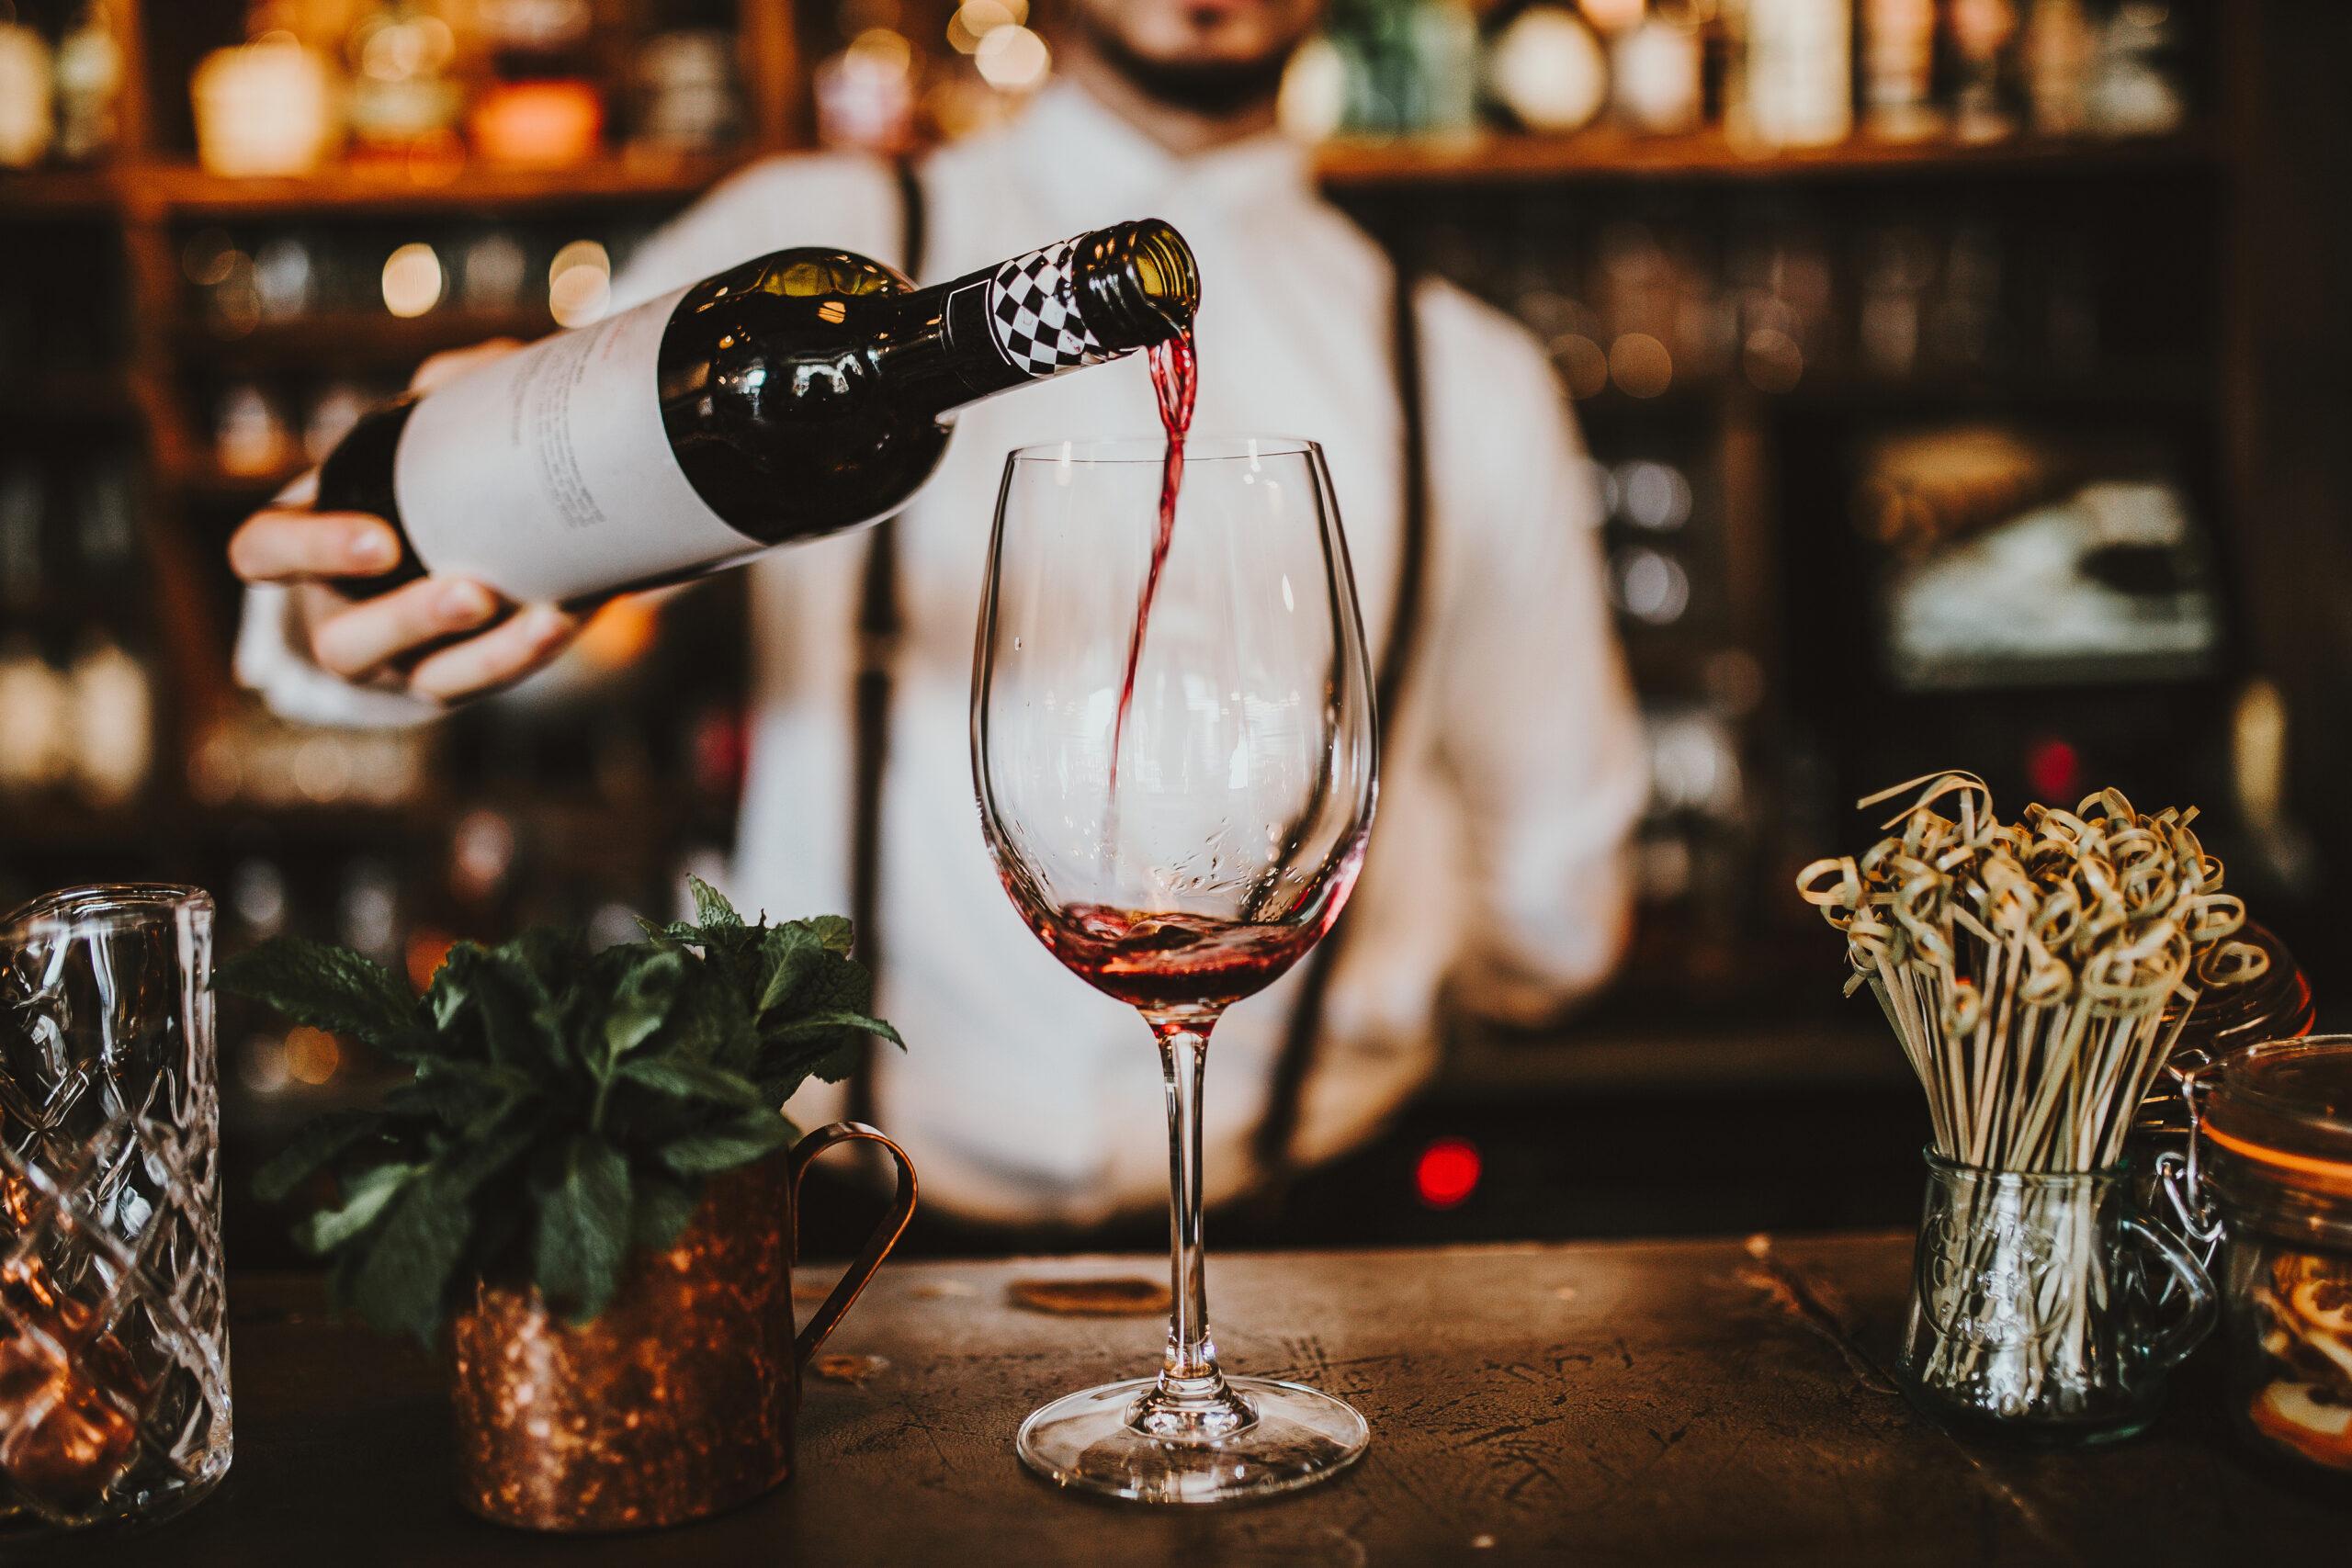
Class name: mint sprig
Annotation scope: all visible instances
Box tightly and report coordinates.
[222,878,902,1342]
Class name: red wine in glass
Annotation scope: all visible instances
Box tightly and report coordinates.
[1021,900,1320,1015]
[1108,331,1198,792]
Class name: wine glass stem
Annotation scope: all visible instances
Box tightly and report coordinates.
[1142,1020,1250,1435]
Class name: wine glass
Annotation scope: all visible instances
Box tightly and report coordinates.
[972,436,1377,1503]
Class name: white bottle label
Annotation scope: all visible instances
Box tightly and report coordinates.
[393,284,754,604]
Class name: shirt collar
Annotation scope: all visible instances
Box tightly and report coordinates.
[1001,81,1315,234]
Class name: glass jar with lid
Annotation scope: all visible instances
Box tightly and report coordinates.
[2195,1035,2352,1472]
[2133,922,2313,1237]
[2141,922,2315,1136]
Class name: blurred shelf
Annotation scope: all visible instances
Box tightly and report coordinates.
[177,306,555,368]
[1564,363,2212,414]
[8,131,2218,216]
[0,789,711,855]
[0,168,119,217]
[165,457,307,502]
[1317,127,2216,188]
[0,369,143,424]
[138,152,739,218]
[0,165,121,217]
[0,152,741,220]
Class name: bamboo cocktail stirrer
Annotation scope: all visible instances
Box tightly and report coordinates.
[1798,773,2260,1421]
[1798,771,2261,1173]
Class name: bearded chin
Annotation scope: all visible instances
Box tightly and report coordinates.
[1087,28,1296,116]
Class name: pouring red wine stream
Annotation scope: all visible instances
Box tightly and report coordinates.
[1108,331,1198,791]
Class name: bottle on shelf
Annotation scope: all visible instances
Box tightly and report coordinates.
[1861,0,1941,141]
[1486,5,1609,136]
[315,220,1200,606]
[0,18,52,169]
[1948,0,2022,142]
[1611,7,1706,137]
[0,461,70,801]
[52,0,122,164]
[1730,0,1854,151]
[345,1,464,163]
[470,0,603,168]
[2024,0,2093,136]
[63,466,153,809]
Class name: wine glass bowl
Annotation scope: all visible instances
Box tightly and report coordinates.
[976,437,1374,1004]
[973,435,1377,1502]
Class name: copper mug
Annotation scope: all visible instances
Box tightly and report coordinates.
[448,1122,916,1532]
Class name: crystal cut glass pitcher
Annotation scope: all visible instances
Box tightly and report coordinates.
[0,885,231,1534]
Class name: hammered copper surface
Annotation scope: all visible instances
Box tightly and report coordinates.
[449,1159,797,1534]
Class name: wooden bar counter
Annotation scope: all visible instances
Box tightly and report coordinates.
[63,1234,2352,1566]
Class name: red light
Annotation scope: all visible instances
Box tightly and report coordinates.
[1415,1137,1482,1209]
[2026,738,2080,803]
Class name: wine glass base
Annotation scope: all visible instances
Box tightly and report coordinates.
[1015,1376,1369,1505]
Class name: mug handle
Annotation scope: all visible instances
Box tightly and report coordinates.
[787,1121,919,1370]
[2123,1214,2219,1371]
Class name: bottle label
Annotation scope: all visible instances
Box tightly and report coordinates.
[393,284,753,604]
[983,236,1110,377]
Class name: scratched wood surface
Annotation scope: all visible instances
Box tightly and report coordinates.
[55,1235,2352,1567]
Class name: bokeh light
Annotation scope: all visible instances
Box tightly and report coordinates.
[381,242,444,319]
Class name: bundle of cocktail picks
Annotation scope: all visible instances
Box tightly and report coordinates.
[1797,771,2265,1173]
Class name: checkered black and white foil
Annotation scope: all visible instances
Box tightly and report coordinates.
[986,237,1111,378]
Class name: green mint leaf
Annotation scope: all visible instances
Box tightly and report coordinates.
[218,938,421,1054]
[786,944,876,1023]
[689,875,743,931]
[254,1110,390,1202]
[761,1010,903,1047]
[753,922,827,1017]
[291,1161,419,1254]
[756,1038,865,1109]
[808,915,854,956]
[602,949,686,1066]
[616,1057,767,1110]
[427,944,528,1066]
[533,1134,633,1324]
[661,964,759,1070]
[629,1174,705,1255]
[657,1110,794,1177]
[437,1117,542,1195]
[383,1059,537,1134]
[503,930,592,1058]
[345,1166,481,1343]
[801,1039,867,1085]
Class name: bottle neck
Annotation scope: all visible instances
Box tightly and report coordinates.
[883,228,1193,417]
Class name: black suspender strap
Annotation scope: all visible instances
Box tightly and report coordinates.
[844,156,926,1126]
[1251,252,1433,1175]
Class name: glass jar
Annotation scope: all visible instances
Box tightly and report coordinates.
[1897,1154,2214,1442]
[2198,1035,2352,1473]
[2140,922,2314,1140]
[2133,922,2312,1253]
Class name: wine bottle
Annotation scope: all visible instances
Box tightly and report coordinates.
[316,220,1199,605]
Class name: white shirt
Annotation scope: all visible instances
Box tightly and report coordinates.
[238,85,1646,1225]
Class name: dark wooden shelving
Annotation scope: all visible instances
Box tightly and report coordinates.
[176,306,557,369]
[1562,363,2211,414]
[1316,127,2216,188]
[0,368,144,424]
[5,128,2214,220]
[0,152,739,219]
[0,165,122,217]
[138,152,740,217]
[164,457,307,503]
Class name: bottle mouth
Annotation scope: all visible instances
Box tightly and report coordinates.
[1080,219,1199,347]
